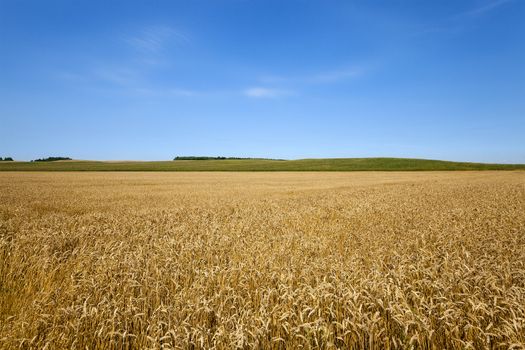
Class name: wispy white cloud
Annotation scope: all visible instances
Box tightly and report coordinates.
[259,66,364,86]
[56,66,199,98]
[125,25,189,53]
[413,0,518,37]
[54,67,139,87]
[248,66,363,98]
[243,87,294,98]
[466,0,515,16]
[52,24,200,98]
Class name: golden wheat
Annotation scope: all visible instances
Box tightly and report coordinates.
[1,171,524,349]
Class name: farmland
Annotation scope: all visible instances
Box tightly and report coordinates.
[1,171,524,349]
[1,157,525,172]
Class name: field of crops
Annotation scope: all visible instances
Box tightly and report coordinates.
[1,158,525,172]
[1,171,524,349]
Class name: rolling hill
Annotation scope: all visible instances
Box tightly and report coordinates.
[0,158,524,171]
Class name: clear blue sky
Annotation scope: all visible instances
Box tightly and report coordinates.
[1,0,524,162]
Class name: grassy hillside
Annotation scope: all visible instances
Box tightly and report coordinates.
[0,158,524,171]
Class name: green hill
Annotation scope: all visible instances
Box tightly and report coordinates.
[0,158,524,171]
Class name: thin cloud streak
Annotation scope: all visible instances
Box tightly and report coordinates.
[259,66,364,85]
[243,87,294,98]
[55,25,195,96]
[56,67,199,98]
[251,66,363,99]
[411,0,518,37]
[125,25,189,53]
[466,0,515,16]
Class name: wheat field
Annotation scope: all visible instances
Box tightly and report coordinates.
[1,171,524,349]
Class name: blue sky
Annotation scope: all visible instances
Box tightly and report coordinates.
[1,0,524,162]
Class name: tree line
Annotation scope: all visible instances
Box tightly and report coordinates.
[174,156,259,160]
[31,157,72,162]
[0,157,14,161]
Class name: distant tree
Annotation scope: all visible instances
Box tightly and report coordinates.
[174,156,263,161]
[4,157,13,161]
[32,157,72,162]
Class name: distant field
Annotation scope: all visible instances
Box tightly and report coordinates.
[1,157,524,171]
[1,171,524,348]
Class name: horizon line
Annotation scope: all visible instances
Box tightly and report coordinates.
[2,156,525,166]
